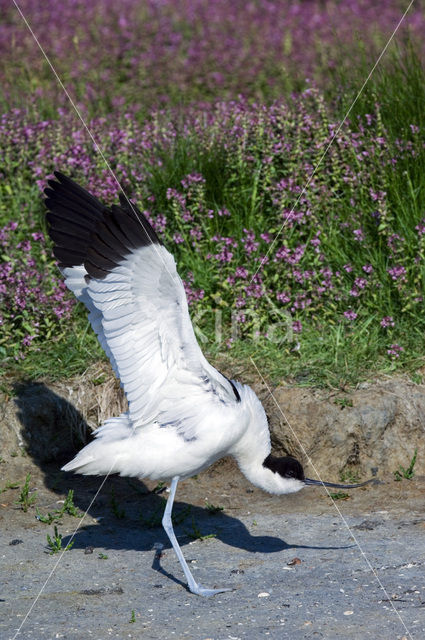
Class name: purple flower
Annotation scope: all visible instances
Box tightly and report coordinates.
[380,316,395,328]
[387,265,407,281]
[260,232,272,244]
[172,232,184,244]
[242,229,259,255]
[190,227,203,242]
[234,267,248,279]
[16,240,32,252]
[310,232,321,248]
[353,228,365,242]
[181,173,205,189]
[344,310,357,321]
[415,220,425,236]
[277,291,290,304]
[387,344,404,359]
[354,277,368,290]
[31,232,45,242]
[292,320,302,334]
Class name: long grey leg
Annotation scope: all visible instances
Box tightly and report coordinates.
[161,475,232,597]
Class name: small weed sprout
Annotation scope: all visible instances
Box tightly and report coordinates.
[172,504,192,525]
[46,525,74,554]
[61,489,80,516]
[394,448,418,481]
[339,470,360,484]
[1,480,20,494]
[186,517,216,541]
[129,610,136,623]
[152,481,166,494]
[98,553,108,560]
[36,509,61,525]
[205,500,224,514]
[140,498,167,528]
[110,488,126,519]
[140,498,192,528]
[15,473,37,512]
[329,491,350,500]
[334,397,353,408]
[36,489,81,524]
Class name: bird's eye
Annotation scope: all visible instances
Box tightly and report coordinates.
[286,470,295,478]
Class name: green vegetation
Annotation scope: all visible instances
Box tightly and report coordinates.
[2,6,425,389]
[139,498,167,529]
[186,517,217,541]
[46,525,74,554]
[15,473,37,512]
[109,489,126,519]
[140,498,192,529]
[205,501,224,515]
[339,470,361,484]
[394,448,418,481]
[36,490,81,524]
[152,481,166,494]
[334,397,354,409]
[329,491,350,501]
[0,480,20,494]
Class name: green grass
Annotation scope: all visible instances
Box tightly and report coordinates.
[36,490,82,524]
[2,43,425,388]
[394,448,418,481]
[2,316,106,382]
[46,525,74,554]
[207,308,425,388]
[15,473,37,512]
[336,42,425,138]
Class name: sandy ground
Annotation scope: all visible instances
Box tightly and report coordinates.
[1,456,424,640]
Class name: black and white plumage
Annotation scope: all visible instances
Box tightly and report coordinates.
[44,172,371,596]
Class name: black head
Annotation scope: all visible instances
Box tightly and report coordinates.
[263,454,305,481]
[263,453,375,489]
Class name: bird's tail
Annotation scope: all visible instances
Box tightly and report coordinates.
[62,413,135,476]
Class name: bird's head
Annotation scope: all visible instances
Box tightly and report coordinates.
[262,454,373,494]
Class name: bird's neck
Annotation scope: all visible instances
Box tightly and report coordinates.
[236,454,304,495]
[230,385,302,495]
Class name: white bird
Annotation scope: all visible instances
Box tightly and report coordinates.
[44,171,371,596]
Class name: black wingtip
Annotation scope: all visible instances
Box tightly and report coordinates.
[49,170,72,188]
[44,170,164,278]
[118,192,128,208]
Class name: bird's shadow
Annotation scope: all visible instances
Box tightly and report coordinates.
[13,380,354,585]
[58,481,354,554]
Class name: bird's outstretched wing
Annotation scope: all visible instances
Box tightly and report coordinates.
[44,171,240,428]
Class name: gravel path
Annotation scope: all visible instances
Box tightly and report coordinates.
[1,465,424,640]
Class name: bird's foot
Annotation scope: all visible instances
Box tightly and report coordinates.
[189,582,234,597]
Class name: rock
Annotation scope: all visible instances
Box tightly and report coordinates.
[266,379,425,480]
[1,370,424,480]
